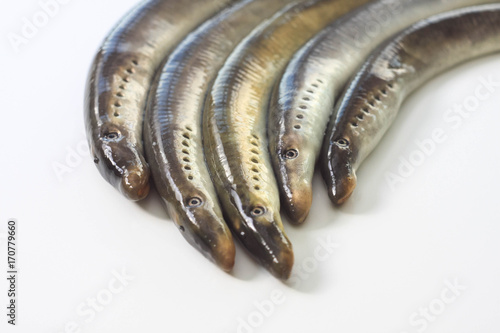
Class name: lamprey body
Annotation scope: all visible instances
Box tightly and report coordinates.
[323,4,500,204]
[204,0,371,279]
[270,0,499,215]
[85,0,232,200]
[145,0,293,271]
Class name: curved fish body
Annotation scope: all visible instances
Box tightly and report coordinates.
[270,0,499,216]
[204,0,371,279]
[144,0,293,272]
[85,0,233,201]
[322,4,500,203]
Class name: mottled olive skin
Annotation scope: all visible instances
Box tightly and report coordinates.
[270,0,499,216]
[144,0,293,272]
[204,0,373,279]
[322,5,500,203]
[85,0,233,201]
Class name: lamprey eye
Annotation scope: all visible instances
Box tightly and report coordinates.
[336,138,349,147]
[284,149,299,159]
[104,131,120,140]
[187,197,202,208]
[250,206,266,217]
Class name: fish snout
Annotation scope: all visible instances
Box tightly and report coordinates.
[243,213,294,280]
[268,241,294,280]
[177,205,236,272]
[322,137,357,205]
[186,225,235,272]
[276,144,314,224]
[283,182,313,225]
[210,236,236,272]
[329,169,357,205]
[120,166,150,201]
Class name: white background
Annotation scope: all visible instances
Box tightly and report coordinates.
[1,1,499,332]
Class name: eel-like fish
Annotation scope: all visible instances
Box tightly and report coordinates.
[85,0,233,201]
[322,4,500,204]
[203,0,371,279]
[270,0,499,217]
[144,0,293,272]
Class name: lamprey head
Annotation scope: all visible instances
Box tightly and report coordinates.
[227,189,294,280]
[322,137,357,205]
[91,124,150,201]
[166,192,235,272]
[274,138,314,225]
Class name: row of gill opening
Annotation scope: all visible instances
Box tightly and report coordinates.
[113,59,139,117]
[294,78,324,130]
[249,134,261,191]
[182,126,194,181]
[350,82,395,128]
